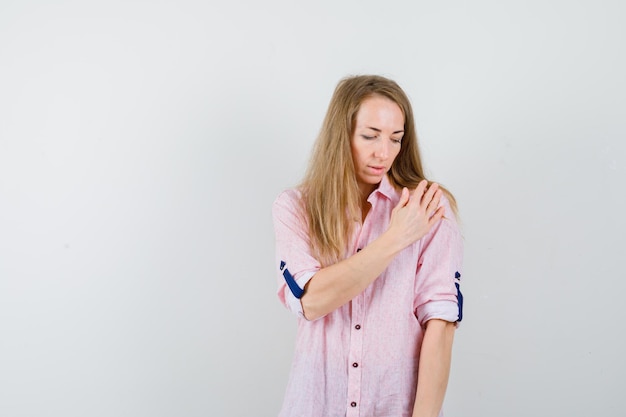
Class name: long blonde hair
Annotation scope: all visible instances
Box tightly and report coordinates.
[301,75,456,266]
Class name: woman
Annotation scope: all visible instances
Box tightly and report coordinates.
[272,75,463,417]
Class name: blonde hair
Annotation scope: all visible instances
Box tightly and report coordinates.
[301,75,456,266]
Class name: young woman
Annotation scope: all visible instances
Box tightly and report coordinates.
[272,75,463,417]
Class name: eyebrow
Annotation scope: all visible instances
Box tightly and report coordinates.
[365,126,405,134]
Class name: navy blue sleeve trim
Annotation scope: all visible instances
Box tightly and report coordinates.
[455,271,463,322]
[280,261,305,299]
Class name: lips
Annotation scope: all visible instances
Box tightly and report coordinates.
[368,165,386,175]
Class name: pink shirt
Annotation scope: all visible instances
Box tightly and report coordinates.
[272,175,463,417]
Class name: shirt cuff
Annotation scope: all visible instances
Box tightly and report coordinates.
[415,300,461,327]
[284,271,316,319]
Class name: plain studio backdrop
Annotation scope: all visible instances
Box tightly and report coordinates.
[1,1,624,416]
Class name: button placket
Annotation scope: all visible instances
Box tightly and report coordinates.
[347,294,363,417]
[347,210,369,416]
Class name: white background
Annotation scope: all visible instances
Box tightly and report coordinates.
[1,1,625,416]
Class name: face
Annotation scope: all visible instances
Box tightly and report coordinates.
[350,95,404,197]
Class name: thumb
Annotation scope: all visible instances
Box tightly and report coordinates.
[396,187,409,208]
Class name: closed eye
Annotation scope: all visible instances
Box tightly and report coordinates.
[361,134,376,140]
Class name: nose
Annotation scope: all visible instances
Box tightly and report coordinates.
[374,138,390,159]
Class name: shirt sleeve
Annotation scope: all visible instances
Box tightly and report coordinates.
[413,195,464,326]
[272,189,321,319]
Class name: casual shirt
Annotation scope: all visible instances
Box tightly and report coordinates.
[272,175,463,417]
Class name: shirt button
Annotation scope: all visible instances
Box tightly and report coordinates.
[355,324,361,330]
[352,362,359,368]
[351,402,357,407]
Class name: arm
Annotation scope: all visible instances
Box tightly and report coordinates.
[411,319,456,417]
[301,181,444,321]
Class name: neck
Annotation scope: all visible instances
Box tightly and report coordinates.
[358,184,376,223]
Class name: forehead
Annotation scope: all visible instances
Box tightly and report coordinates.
[355,95,404,126]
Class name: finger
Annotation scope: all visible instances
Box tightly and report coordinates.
[428,206,445,225]
[421,182,439,206]
[398,187,409,207]
[409,180,428,206]
[392,187,409,213]
[426,189,442,216]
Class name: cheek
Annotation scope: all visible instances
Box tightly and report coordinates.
[391,146,402,162]
[350,143,365,164]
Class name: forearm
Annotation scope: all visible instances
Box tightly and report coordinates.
[412,319,456,417]
[301,231,403,320]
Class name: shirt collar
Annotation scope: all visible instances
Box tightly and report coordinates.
[367,174,398,203]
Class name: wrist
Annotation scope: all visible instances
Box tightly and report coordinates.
[377,229,405,258]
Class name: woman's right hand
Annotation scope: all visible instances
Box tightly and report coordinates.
[386,180,445,251]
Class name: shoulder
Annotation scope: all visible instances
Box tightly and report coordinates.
[272,188,310,240]
[273,188,302,208]
[439,193,458,223]
[273,188,305,219]
[424,192,462,251]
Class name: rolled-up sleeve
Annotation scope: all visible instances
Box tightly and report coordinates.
[272,190,321,318]
[413,196,464,326]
